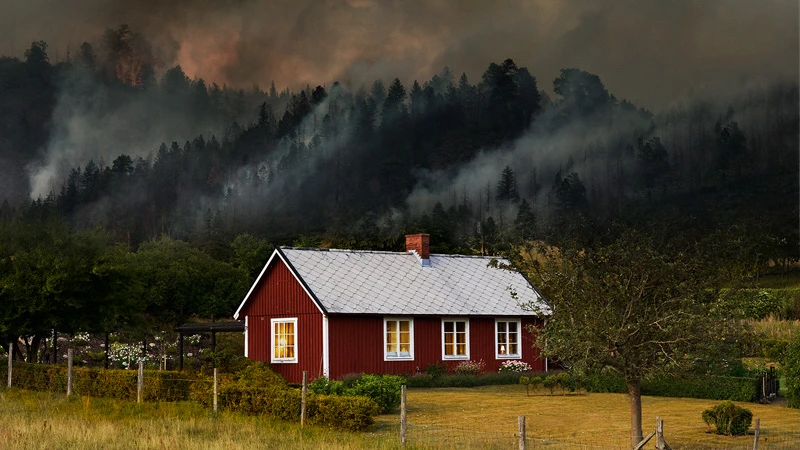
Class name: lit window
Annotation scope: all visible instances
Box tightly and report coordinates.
[442,319,470,360]
[384,318,413,360]
[496,319,521,359]
[271,318,298,363]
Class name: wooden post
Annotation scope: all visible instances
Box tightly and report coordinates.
[655,416,671,450]
[7,342,12,388]
[67,348,73,396]
[753,418,760,450]
[212,367,219,413]
[518,415,527,450]
[211,331,217,368]
[400,385,407,447]
[137,359,144,403]
[301,371,308,427]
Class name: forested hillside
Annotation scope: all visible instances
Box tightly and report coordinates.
[0,24,797,341]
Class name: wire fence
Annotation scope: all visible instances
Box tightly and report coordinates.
[3,355,800,450]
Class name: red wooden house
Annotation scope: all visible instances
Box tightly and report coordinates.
[233,234,551,383]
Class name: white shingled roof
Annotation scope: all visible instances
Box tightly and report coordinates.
[236,247,549,317]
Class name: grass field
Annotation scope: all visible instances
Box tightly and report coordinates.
[2,385,799,449]
[381,385,800,449]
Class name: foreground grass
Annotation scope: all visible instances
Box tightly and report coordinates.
[0,389,400,450]
[2,385,799,449]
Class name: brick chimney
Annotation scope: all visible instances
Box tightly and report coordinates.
[406,234,431,266]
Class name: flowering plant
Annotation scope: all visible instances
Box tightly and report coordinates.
[454,359,486,375]
[499,360,532,373]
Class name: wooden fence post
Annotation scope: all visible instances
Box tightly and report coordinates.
[400,385,407,447]
[518,415,527,450]
[655,416,671,450]
[137,359,144,403]
[67,349,73,396]
[301,371,308,427]
[7,342,12,388]
[753,418,760,450]
[213,368,218,414]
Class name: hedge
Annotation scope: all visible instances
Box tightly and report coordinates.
[404,371,542,388]
[205,385,378,431]
[1,361,193,401]
[784,340,800,408]
[580,370,761,402]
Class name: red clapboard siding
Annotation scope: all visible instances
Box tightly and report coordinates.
[327,315,546,380]
[242,258,323,383]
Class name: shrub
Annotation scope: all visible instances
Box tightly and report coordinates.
[499,360,532,373]
[309,374,403,413]
[519,375,543,396]
[234,362,288,389]
[542,374,559,395]
[348,374,403,413]
[702,401,753,435]
[309,376,345,396]
[453,359,485,375]
[425,362,448,378]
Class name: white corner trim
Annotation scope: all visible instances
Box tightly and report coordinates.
[322,314,330,378]
[244,316,249,358]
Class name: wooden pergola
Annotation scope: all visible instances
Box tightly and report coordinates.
[174,321,245,370]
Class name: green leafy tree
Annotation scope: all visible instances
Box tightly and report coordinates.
[132,237,248,328]
[511,231,748,449]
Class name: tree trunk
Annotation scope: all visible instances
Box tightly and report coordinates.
[627,378,643,450]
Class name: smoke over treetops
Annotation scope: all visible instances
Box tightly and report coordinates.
[1,0,797,109]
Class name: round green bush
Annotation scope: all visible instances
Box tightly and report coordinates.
[701,400,753,436]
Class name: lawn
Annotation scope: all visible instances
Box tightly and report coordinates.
[375,385,800,449]
[1,385,799,449]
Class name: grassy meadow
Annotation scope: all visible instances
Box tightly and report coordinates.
[2,385,799,449]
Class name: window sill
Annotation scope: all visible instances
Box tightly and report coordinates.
[496,355,522,360]
[271,359,298,364]
[443,355,470,360]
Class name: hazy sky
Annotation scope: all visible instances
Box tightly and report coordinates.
[1,0,797,110]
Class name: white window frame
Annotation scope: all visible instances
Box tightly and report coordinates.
[441,318,470,360]
[384,317,414,361]
[495,319,522,359]
[271,317,298,364]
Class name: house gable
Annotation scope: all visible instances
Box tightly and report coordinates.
[234,248,326,319]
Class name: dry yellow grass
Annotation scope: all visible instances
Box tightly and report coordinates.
[374,385,800,449]
[2,385,799,449]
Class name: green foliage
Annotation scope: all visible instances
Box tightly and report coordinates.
[580,370,760,402]
[702,401,753,436]
[643,374,759,402]
[425,362,448,378]
[6,362,193,401]
[783,340,800,408]
[309,374,402,413]
[404,371,530,388]
[721,289,791,319]
[216,384,377,431]
[132,237,249,327]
